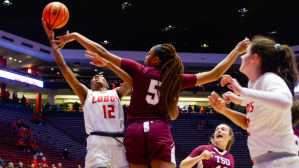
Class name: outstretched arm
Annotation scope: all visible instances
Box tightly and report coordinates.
[84,51,133,99]
[195,38,250,86]
[85,51,133,87]
[53,32,121,68]
[42,19,88,105]
[209,92,247,130]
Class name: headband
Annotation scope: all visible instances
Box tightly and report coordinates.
[155,44,163,59]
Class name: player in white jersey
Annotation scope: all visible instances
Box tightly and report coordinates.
[42,19,132,168]
[208,36,299,168]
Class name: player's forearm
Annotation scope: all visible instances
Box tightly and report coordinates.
[50,37,67,67]
[106,62,133,87]
[241,88,292,111]
[209,49,240,80]
[73,33,121,67]
[223,108,247,130]
[180,156,202,168]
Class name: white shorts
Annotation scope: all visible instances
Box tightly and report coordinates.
[253,156,299,168]
[85,135,129,168]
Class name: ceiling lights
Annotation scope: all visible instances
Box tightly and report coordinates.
[162,25,175,32]
[201,44,209,48]
[101,40,109,45]
[238,8,248,17]
[3,0,12,5]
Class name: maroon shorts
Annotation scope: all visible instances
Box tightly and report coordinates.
[124,120,175,166]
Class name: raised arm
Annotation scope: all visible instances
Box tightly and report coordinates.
[180,150,213,168]
[195,38,250,86]
[53,32,121,68]
[209,92,247,130]
[42,19,88,105]
[85,51,133,87]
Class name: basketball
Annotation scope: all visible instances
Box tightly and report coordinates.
[42,2,69,29]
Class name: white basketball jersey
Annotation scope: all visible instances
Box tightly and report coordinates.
[82,89,124,134]
[242,72,299,158]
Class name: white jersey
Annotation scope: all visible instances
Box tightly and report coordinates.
[241,72,299,158]
[82,89,125,134]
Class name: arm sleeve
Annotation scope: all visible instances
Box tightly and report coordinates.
[182,74,197,89]
[121,58,144,79]
[240,75,293,111]
[189,145,205,158]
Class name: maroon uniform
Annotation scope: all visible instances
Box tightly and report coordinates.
[121,58,196,165]
[189,145,235,168]
[293,127,299,138]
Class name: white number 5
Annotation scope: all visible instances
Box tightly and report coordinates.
[146,79,162,105]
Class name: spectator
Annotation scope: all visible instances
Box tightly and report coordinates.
[73,101,80,112]
[235,127,243,135]
[188,105,193,113]
[199,120,206,129]
[196,121,200,129]
[21,95,26,107]
[57,163,62,168]
[17,162,24,168]
[62,147,72,161]
[31,165,35,168]
[31,140,42,155]
[205,132,211,139]
[10,118,18,130]
[78,166,81,168]
[178,106,183,113]
[5,90,10,103]
[200,107,205,114]
[0,158,4,166]
[16,137,26,151]
[13,94,19,105]
[194,106,199,113]
[43,102,50,111]
[50,164,56,168]
[24,127,31,140]
[7,162,13,168]
[206,119,214,129]
[40,157,48,168]
[31,155,38,168]
[56,105,60,112]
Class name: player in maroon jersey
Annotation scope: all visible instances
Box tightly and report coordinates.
[180,124,235,168]
[53,31,249,168]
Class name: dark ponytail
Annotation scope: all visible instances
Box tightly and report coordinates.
[250,36,298,97]
[156,43,184,120]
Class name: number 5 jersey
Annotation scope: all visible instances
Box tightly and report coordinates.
[120,58,197,123]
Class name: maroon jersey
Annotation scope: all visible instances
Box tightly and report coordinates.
[189,145,235,168]
[121,58,196,123]
[293,127,299,137]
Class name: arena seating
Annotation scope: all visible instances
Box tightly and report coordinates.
[0,108,85,167]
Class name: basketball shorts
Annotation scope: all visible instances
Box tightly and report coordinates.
[124,120,176,166]
[85,135,129,168]
[253,156,299,168]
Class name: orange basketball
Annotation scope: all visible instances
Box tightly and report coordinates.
[42,2,69,29]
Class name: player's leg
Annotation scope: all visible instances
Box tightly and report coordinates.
[111,137,130,168]
[147,121,177,168]
[124,123,149,167]
[150,159,175,168]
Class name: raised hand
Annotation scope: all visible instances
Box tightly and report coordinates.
[85,50,109,67]
[234,37,251,55]
[208,92,226,114]
[198,150,213,160]
[222,91,242,105]
[42,18,54,40]
[52,30,75,49]
[220,75,242,95]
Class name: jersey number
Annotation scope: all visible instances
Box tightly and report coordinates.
[102,105,115,119]
[146,79,162,105]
